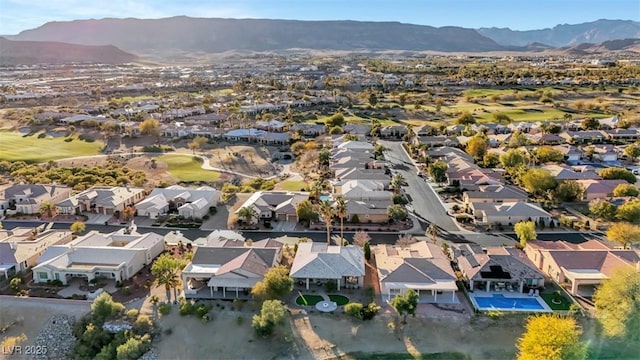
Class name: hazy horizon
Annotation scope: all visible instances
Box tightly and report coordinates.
[0,0,637,35]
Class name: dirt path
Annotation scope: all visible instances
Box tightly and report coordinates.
[0,296,91,359]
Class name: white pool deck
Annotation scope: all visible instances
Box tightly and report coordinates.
[468,291,552,312]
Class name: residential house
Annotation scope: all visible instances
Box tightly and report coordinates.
[415,136,460,148]
[463,185,529,205]
[374,242,458,303]
[234,191,309,223]
[0,226,73,279]
[0,184,72,214]
[527,133,565,145]
[290,242,365,290]
[598,116,620,130]
[343,124,372,136]
[136,185,221,219]
[337,180,393,201]
[333,168,390,188]
[473,202,552,226]
[559,131,605,144]
[575,179,627,201]
[344,199,392,224]
[451,243,544,293]
[524,240,640,295]
[589,144,619,162]
[256,119,287,132]
[182,241,283,299]
[291,123,326,137]
[553,145,583,162]
[541,164,600,181]
[33,228,164,285]
[334,140,373,151]
[425,147,473,162]
[413,125,433,137]
[57,186,146,215]
[446,156,502,189]
[603,129,640,143]
[380,125,408,139]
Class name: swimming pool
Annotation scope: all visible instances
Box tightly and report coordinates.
[470,294,550,312]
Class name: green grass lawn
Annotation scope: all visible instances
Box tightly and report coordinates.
[276,180,309,191]
[540,292,572,311]
[328,294,349,306]
[295,294,324,306]
[0,131,103,163]
[156,154,220,182]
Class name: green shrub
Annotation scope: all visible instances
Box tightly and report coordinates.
[196,304,211,318]
[158,304,171,316]
[345,302,364,319]
[179,302,196,316]
[361,302,380,320]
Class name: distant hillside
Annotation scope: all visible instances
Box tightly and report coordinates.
[0,37,136,65]
[478,19,640,47]
[561,38,640,55]
[9,16,506,55]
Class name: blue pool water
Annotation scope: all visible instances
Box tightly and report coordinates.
[319,194,331,202]
[473,294,545,311]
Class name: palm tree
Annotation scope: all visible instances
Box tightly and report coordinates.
[335,196,347,246]
[310,179,326,202]
[391,173,405,194]
[151,254,184,303]
[315,200,334,246]
[237,207,257,225]
[39,201,56,219]
[427,223,439,244]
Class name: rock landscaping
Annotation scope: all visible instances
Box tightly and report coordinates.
[33,314,76,360]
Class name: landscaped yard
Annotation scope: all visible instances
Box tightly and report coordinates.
[328,294,349,306]
[295,294,324,306]
[276,180,309,191]
[540,292,573,311]
[156,154,220,182]
[0,131,103,162]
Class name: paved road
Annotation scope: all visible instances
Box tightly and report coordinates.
[379,140,459,233]
[0,220,405,245]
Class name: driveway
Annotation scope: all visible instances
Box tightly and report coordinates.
[84,213,113,224]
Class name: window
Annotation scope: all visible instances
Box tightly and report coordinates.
[54,273,60,280]
[38,272,48,280]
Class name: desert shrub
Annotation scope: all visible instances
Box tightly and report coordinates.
[125,309,139,320]
[133,315,153,335]
[232,299,245,311]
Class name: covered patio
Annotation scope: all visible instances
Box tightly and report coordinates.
[383,283,459,304]
[561,269,607,296]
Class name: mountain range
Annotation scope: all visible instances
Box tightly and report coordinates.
[478,19,640,47]
[3,17,639,63]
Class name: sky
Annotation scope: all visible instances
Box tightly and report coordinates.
[0,0,638,35]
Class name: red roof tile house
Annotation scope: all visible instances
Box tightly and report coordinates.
[524,240,639,296]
